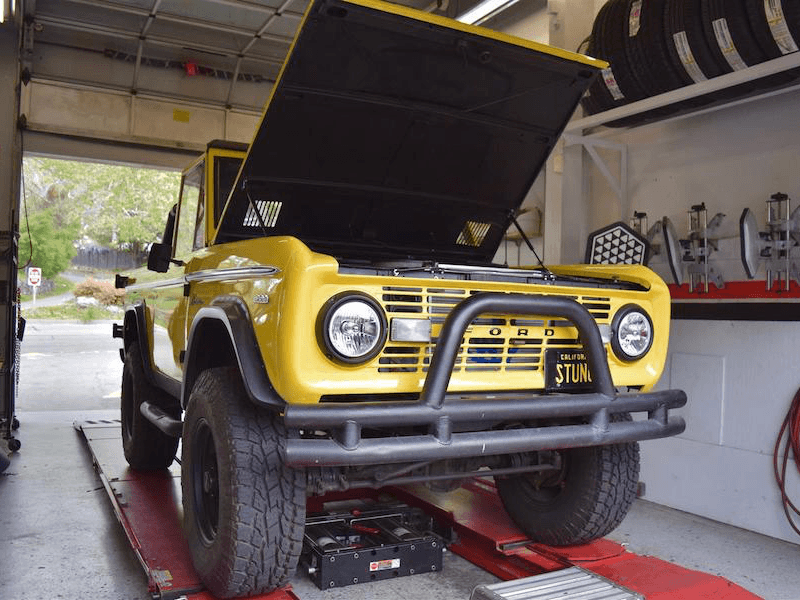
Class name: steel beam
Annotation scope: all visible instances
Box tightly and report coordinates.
[34,14,284,66]
[59,0,301,39]
[0,17,21,453]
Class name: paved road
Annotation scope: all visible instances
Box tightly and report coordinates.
[17,319,123,412]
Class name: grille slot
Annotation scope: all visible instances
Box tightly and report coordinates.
[379,286,611,375]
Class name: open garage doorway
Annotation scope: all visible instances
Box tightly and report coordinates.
[17,156,179,410]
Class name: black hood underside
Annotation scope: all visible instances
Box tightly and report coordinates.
[216,0,602,262]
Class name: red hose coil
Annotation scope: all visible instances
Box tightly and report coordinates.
[774,387,800,537]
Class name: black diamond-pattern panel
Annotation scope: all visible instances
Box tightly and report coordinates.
[586,223,648,265]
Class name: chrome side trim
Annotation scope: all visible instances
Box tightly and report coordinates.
[185,266,280,283]
[125,266,280,291]
[126,277,184,292]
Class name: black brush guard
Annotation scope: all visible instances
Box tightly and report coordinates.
[283,292,686,467]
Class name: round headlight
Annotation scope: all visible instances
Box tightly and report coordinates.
[611,304,653,362]
[320,293,386,363]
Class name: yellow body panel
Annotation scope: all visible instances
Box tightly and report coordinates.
[129,221,671,403]
[133,236,670,404]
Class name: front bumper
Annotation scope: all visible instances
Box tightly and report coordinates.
[283,292,686,468]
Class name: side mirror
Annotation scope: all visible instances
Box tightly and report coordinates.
[147,242,172,273]
[148,204,179,273]
[162,204,178,247]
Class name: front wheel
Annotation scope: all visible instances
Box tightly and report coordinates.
[496,418,639,546]
[181,367,306,599]
[121,342,180,469]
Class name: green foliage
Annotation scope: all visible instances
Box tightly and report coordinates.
[73,278,126,305]
[18,209,79,279]
[23,157,180,252]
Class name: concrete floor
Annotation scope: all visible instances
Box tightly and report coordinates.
[3,409,800,599]
[607,500,800,599]
[2,321,800,599]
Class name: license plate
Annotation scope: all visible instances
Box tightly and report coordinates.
[545,349,594,392]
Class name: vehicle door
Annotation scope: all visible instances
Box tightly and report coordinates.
[150,157,205,380]
[180,149,245,338]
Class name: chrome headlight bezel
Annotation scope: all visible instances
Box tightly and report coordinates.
[610,304,654,362]
[318,292,387,364]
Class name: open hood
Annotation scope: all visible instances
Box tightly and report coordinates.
[217,0,604,263]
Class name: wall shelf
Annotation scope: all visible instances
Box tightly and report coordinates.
[566,51,800,136]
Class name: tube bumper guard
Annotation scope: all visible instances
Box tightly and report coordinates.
[283,292,686,468]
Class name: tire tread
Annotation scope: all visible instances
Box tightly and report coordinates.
[182,367,305,599]
[121,342,179,470]
[496,414,640,546]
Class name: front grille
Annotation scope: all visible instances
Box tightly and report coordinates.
[377,287,611,374]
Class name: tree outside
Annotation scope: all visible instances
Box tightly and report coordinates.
[20,157,181,276]
[18,208,78,279]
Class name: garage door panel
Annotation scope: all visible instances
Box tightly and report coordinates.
[28,82,132,137]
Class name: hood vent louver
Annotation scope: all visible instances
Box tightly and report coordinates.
[457,221,492,247]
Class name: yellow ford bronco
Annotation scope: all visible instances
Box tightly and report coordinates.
[113,0,686,596]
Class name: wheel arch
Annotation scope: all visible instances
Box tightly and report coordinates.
[122,302,144,352]
[123,302,181,399]
[182,296,285,411]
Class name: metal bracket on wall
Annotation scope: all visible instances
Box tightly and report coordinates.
[563,133,629,219]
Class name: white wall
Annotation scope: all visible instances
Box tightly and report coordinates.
[490,0,549,43]
[647,319,800,543]
[585,88,800,543]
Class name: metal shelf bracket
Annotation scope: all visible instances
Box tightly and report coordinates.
[563,133,629,211]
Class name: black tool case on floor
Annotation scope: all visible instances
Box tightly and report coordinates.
[301,501,446,589]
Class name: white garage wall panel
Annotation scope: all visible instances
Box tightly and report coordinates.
[132,97,227,145]
[647,321,800,543]
[585,89,800,543]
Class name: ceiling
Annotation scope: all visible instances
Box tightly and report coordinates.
[20,0,482,113]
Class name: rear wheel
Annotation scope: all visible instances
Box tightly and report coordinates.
[181,367,306,599]
[121,342,180,469]
[496,417,639,546]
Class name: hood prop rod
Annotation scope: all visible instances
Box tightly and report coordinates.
[509,211,555,280]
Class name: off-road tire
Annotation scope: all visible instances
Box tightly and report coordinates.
[121,342,180,469]
[181,367,306,599]
[496,414,639,546]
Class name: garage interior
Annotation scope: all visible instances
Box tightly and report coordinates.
[1,0,800,599]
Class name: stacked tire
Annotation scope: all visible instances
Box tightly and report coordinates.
[582,0,800,126]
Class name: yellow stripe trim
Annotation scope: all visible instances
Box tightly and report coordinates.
[340,0,608,69]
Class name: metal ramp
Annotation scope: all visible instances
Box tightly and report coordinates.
[471,567,642,600]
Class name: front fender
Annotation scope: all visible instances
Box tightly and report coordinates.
[122,302,181,399]
[182,296,285,410]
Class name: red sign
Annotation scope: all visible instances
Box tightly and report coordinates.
[27,267,41,287]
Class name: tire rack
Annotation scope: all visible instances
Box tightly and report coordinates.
[78,419,761,600]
